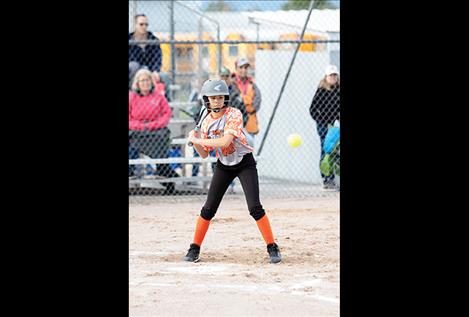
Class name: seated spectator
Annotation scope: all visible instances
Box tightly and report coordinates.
[151,71,167,97]
[129,69,179,194]
[129,61,140,90]
[158,72,172,102]
[190,97,216,179]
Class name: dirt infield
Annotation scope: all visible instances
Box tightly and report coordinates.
[130,196,340,316]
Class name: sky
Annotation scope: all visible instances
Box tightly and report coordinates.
[202,1,287,11]
[197,1,340,12]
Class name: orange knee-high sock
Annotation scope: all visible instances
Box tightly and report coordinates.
[256,214,275,245]
[193,216,211,246]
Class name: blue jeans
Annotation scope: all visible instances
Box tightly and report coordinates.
[129,147,139,176]
[168,146,182,171]
[317,123,335,184]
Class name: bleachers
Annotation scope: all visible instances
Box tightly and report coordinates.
[129,100,212,192]
[129,99,259,193]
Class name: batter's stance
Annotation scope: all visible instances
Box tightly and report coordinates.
[183,79,281,264]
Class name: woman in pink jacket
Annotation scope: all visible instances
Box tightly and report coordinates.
[129,69,179,194]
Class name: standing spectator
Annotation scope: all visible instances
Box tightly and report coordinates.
[129,14,162,85]
[219,67,248,127]
[220,66,249,194]
[309,64,340,190]
[232,57,262,138]
[129,69,179,194]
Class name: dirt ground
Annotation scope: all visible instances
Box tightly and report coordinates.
[129,196,340,317]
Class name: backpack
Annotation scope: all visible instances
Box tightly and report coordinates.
[320,125,340,177]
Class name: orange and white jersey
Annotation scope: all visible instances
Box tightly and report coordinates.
[200,107,253,166]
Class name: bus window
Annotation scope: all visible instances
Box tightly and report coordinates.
[201,46,209,58]
[176,47,184,58]
[188,47,194,61]
[229,45,238,57]
[176,47,194,61]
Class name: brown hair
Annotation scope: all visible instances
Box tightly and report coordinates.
[134,14,146,22]
[318,75,340,91]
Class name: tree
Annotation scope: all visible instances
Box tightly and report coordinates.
[205,0,232,12]
[313,0,338,9]
[247,5,262,12]
[281,0,337,11]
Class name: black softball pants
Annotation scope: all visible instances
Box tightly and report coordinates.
[200,153,265,221]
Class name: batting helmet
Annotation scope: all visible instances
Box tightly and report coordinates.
[200,79,230,112]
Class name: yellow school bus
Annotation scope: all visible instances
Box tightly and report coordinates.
[277,32,327,52]
[159,33,217,74]
[221,32,257,73]
[158,31,327,75]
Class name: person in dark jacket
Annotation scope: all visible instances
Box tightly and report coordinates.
[309,64,340,189]
[129,14,163,85]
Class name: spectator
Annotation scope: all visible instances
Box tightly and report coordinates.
[158,72,172,102]
[129,61,140,90]
[232,57,262,138]
[129,69,179,194]
[151,71,166,97]
[220,66,249,193]
[219,67,248,127]
[309,64,340,190]
[191,97,216,179]
[129,14,163,85]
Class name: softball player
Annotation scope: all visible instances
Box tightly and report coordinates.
[183,79,281,264]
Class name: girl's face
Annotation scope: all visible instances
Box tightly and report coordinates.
[208,95,225,110]
[138,75,152,93]
[326,73,338,86]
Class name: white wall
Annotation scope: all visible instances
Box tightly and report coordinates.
[254,50,331,184]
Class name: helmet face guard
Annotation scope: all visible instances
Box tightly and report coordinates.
[200,79,230,112]
[202,95,230,112]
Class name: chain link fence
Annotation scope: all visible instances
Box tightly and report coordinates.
[128,0,340,201]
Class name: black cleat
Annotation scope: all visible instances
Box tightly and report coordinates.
[183,243,200,262]
[267,243,282,263]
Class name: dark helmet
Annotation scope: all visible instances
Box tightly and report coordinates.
[200,79,230,112]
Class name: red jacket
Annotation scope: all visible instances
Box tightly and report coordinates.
[155,82,165,96]
[129,90,172,131]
